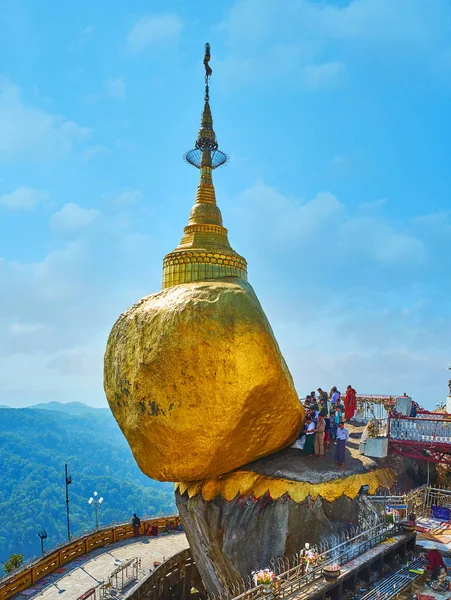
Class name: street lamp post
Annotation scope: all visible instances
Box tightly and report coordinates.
[88,491,104,530]
[37,531,47,555]
[65,464,72,541]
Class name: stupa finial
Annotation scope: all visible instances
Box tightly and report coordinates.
[162,43,247,289]
[185,43,227,170]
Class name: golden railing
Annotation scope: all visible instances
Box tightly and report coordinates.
[0,514,181,600]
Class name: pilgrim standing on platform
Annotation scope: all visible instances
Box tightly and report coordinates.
[132,513,141,537]
[314,412,326,459]
[330,386,340,405]
[303,416,315,456]
[324,412,331,452]
[335,422,349,467]
[344,385,357,421]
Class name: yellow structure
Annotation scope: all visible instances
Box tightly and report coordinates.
[104,44,303,482]
[162,51,247,288]
[176,467,396,504]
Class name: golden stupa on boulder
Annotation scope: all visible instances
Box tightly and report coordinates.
[104,44,303,482]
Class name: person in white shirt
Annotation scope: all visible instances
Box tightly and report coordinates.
[335,422,349,467]
[303,416,316,456]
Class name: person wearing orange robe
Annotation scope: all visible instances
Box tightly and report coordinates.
[344,385,357,421]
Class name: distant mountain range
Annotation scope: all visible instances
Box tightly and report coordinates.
[25,401,110,415]
[0,401,108,415]
[0,403,176,571]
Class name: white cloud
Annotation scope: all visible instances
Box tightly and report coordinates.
[359,198,387,212]
[339,216,425,265]
[303,62,345,89]
[105,76,126,99]
[113,189,144,205]
[11,322,44,335]
[224,181,448,408]
[225,0,451,47]
[82,145,110,163]
[126,14,182,54]
[0,79,90,161]
[231,182,425,289]
[219,0,451,88]
[0,187,48,210]
[51,203,101,232]
[0,200,163,406]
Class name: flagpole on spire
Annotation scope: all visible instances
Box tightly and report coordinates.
[203,42,212,101]
[185,43,227,170]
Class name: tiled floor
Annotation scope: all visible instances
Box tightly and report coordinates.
[14,533,188,600]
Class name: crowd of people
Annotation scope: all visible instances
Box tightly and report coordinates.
[297,385,357,467]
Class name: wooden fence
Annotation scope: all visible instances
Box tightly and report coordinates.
[0,514,181,600]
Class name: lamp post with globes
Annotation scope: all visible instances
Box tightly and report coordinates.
[88,491,104,531]
[37,531,47,555]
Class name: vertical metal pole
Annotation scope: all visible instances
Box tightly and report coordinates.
[95,502,99,530]
[65,464,71,541]
[41,537,45,555]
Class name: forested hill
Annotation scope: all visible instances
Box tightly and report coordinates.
[0,406,176,571]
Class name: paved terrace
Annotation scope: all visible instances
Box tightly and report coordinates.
[13,533,188,600]
[247,423,383,482]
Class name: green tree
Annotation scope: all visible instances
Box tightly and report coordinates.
[4,554,24,574]
[0,407,176,566]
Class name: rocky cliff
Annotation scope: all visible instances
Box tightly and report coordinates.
[176,426,430,597]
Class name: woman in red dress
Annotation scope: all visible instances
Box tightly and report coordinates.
[344,385,357,421]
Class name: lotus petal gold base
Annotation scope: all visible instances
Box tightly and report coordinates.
[176,466,395,503]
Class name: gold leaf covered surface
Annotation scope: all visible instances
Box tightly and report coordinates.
[176,467,395,503]
[104,278,303,482]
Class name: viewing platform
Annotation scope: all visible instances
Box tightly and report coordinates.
[357,394,451,464]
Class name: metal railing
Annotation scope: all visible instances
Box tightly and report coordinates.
[0,512,177,585]
[364,485,451,522]
[211,521,397,600]
[422,486,451,517]
[0,514,181,600]
[359,556,427,600]
[215,485,448,600]
[123,548,195,600]
[389,415,451,443]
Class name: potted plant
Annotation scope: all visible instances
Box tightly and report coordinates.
[253,569,276,594]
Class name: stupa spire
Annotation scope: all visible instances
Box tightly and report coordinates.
[162,43,247,289]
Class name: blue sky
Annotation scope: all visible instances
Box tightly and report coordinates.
[0,0,450,409]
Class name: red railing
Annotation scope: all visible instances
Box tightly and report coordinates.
[387,412,451,465]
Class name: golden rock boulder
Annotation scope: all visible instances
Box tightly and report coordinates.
[104,278,303,482]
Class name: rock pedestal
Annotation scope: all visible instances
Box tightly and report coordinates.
[176,426,404,598]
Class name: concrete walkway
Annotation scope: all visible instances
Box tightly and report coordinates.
[15,533,188,600]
